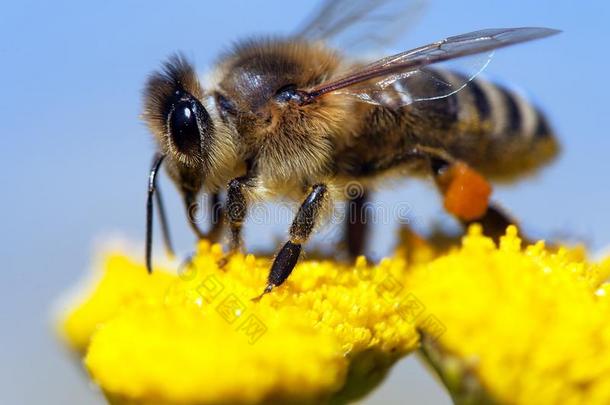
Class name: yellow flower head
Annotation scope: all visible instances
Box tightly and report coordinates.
[411,226,610,404]
[61,241,421,405]
[58,226,610,405]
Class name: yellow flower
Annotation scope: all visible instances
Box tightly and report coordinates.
[58,226,610,405]
[411,226,610,404]
[60,242,421,405]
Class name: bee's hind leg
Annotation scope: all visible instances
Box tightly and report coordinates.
[254,183,329,300]
[429,157,523,243]
[463,204,519,243]
[345,189,370,259]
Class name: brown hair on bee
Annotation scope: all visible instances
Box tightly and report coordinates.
[210,39,363,189]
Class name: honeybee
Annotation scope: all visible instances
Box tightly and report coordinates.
[143,0,560,297]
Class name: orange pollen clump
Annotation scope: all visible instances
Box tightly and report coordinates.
[439,162,492,221]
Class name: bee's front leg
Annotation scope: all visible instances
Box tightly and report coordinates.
[220,175,257,265]
[255,183,329,299]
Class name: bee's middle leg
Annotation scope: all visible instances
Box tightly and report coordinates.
[345,190,370,259]
[256,183,329,298]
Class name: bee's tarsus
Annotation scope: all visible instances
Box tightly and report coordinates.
[251,284,275,302]
[217,256,229,269]
[264,284,274,294]
[269,241,302,287]
[177,253,197,281]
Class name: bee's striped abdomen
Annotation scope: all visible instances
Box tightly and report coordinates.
[336,67,558,182]
[437,70,559,180]
[465,77,492,122]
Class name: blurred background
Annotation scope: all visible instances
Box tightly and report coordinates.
[1,0,608,403]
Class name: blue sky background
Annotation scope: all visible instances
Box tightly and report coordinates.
[1,1,608,403]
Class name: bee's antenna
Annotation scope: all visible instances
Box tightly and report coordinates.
[155,176,175,258]
[146,153,175,273]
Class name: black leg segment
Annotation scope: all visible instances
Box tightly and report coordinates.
[267,241,302,288]
[464,204,523,243]
[288,184,328,244]
[257,184,328,298]
[345,190,369,259]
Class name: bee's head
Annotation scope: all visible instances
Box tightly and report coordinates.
[143,55,238,191]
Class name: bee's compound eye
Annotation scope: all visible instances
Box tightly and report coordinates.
[168,98,203,155]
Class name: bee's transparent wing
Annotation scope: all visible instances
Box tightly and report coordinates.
[303,28,560,107]
[337,51,494,108]
[295,0,428,53]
